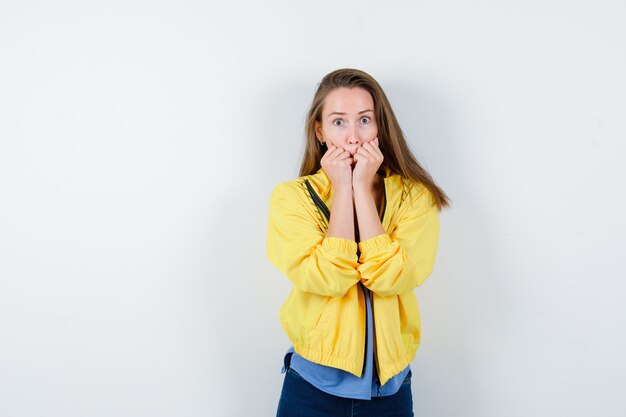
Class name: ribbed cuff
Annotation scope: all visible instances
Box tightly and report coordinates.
[357,233,392,253]
[322,236,358,254]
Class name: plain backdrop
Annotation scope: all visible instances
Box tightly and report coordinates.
[1,1,625,416]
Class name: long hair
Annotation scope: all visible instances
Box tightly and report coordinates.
[299,68,451,211]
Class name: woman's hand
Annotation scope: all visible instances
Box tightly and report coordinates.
[352,137,383,190]
[321,144,354,190]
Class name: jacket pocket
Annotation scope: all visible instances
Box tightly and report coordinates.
[397,292,421,342]
[313,295,331,328]
[278,290,331,344]
[301,294,337,348]
[305,286,362,352]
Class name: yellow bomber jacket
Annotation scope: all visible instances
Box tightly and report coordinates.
[266,165,440,386]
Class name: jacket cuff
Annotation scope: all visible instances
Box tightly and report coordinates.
[322,236,358,255]
[357,233,392,258]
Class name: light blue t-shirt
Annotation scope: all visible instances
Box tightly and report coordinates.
[281,283,411,400]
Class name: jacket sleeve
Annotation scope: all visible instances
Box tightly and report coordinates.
[266,182,361,297]
[356,184,440,297]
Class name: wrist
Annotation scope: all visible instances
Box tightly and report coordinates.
[352,180,375,195]
[352,184,374,200]
[335,184,354,199]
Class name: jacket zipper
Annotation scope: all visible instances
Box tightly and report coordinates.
[304,179,330,221]
[372,293,382,397]
[372,177,385,398]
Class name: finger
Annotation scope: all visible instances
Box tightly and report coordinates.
[322,145,343,164]
[328,146,346,159]
[328,144,341,153]
[364,140,383,157]
[364,139,379,149]
[335,150,351,160]
[328,152,351,166]
[359,144,377,159]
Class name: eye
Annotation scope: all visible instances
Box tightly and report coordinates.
[332,119,344,126]
[360,116,371,124]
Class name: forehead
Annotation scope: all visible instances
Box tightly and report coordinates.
[323,87,374,114]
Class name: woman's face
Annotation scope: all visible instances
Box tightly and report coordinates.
[315,87,378,157]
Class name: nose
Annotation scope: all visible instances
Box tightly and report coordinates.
[347,127,359,145]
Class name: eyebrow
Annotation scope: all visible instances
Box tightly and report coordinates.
[327,109,374,118]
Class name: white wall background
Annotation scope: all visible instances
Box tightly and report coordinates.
[1,1,624,416]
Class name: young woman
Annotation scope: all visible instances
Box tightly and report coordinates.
[266,68,450,417]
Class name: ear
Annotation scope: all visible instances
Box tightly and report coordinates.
[314,120,323,141]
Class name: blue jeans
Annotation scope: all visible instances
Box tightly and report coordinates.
[276,365,414,417]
